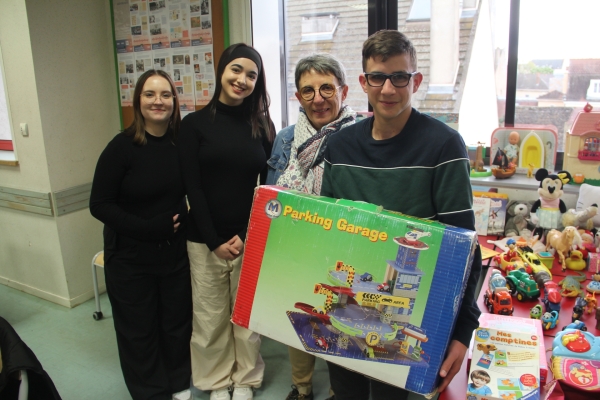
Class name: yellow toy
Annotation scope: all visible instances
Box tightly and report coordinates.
[565,250,587,271]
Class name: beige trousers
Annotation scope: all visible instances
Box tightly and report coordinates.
[289,346,315,395]
[188,242,264,391]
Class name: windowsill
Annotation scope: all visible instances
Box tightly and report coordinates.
[0,150,18,166]
[470,173,580,194]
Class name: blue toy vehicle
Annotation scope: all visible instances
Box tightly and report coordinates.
[562,320,587,331]
[541,310,559,330]
[359,272,373,282]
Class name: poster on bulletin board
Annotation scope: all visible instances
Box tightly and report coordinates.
[111,0,216,116]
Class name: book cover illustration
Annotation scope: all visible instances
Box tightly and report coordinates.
[468,327,540,400]
[473,196,491,236]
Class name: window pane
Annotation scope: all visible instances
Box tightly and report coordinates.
[284,0,368,125]
[516,0,600,153]
[404,0,508,146]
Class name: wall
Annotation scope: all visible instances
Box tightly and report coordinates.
[0,0,118,306]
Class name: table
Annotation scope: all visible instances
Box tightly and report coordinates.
[440,237,600,400]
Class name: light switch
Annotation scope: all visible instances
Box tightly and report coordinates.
[20,123,28,136]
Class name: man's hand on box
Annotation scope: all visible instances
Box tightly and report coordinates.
[438,339,467,392]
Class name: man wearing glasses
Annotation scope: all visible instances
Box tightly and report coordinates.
[321,30,481,399]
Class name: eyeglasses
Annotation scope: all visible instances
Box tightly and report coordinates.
[299,84,342,101]
[141,91,175,103]
[363,72,418,88]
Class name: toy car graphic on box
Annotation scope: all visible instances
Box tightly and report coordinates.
[232,186,478,395]
[469,327,540,400]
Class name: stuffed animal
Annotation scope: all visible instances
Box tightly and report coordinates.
[530,169,571,232]
[562,204,598,230]
[504,200,535,237]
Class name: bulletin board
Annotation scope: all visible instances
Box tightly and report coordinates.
[110,0,225,127]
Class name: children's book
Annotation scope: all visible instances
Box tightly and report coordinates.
[473,192,509,236]
[473,196,491,236]
[468,327,540,400]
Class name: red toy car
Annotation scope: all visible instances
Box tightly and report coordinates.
[315,336,328,350]
[377,282,390,292]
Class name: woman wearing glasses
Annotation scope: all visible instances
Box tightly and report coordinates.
[90,70,192,400]
[266,54,355,400]
[178,44,274,400]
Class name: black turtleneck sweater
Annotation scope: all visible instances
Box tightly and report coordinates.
[178,101,272,250]
[90,131,188,264]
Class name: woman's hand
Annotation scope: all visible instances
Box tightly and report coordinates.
[214,235,245,261]
[173,214,180,233]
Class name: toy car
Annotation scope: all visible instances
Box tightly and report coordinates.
[315,336,328,350]
[360,272,373,282]
[484,270,513,315]
[542,281,562,313]
[541,311,559,330]
[492,253,530,273]
[562,320,587,331]
[377,282,390,292]
[505,270,540,301]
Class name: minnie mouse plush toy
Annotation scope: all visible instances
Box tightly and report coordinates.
[530,168,571,237]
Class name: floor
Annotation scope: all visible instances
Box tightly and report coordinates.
[0,284,432,400]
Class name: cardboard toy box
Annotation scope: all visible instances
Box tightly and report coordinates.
[468,327,540,400]
[232,186,478,395]
[468,314,548,384]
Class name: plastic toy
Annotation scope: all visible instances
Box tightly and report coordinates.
[492,242,530,273]
[505,269,540,301]
[563,105,600,181]
[530,169,571,234]
[491,147,516,179]
[572,296,587,322]
[541,311,559,330]
[565,250,587,271]
[530,304,543,319]
[483,269,514,315]
[558,273,586,297]
[546,226,580,271]
[504,131,520,165]
[551,329,600,392]
[542,281,562,313]
[315,336,328,350]
[516,245,552,278]
[563,320,587,331]
[469,142,491,177]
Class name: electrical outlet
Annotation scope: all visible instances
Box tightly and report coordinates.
[20,123,29,137]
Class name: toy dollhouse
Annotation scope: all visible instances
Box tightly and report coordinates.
[564,105,600,182]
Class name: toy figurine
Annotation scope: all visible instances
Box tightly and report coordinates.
[530,169,571,236]
[541,311,559,330]
[546,226,580,271]
[584,293,597,314]
[572,296,587,322]
[504,131,520,165]
[530,304,543,319]
[504,238,519,262]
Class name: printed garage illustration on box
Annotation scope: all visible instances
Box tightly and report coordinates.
[232,186,478,395]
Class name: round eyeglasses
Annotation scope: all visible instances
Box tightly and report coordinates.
[299,84,342,101]
[141,91,175,103]
[363,72,418,88]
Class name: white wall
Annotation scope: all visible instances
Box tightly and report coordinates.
[0,0,118,306]
[459,0,499,146]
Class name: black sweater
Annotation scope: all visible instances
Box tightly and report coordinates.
[178,101,272,250]
[90,132,188,263]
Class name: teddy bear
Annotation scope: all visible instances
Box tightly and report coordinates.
[504,200,535,237]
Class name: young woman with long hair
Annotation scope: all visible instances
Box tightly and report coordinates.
[178,44,275,400]
[90,69,192,400]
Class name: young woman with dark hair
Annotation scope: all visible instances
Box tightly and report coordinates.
[90,70,192,400]
[178,44,274,400]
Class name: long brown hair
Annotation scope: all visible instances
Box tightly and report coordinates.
[124,69,181,145]
[207,43,274,142]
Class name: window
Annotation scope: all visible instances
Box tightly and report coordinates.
[300,13,339,42]
[0,44,15,158]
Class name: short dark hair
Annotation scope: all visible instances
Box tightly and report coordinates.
[294,54,347,90]
[470,370,491,383]
[362,30,418,72]
[125,69,180,145]
[208,43,274,142]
